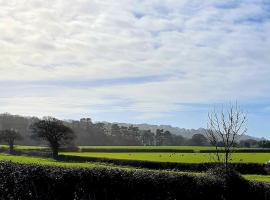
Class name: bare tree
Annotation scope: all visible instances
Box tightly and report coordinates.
[206,103,247,170]
[0,129,23,154]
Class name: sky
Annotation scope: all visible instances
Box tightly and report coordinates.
[0,0,270,139]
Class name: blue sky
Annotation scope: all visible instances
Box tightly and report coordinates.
[0,0,270,139]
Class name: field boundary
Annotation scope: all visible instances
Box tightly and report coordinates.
[0,161,269,200]
[77,148,270,153]
[57,154,269,175]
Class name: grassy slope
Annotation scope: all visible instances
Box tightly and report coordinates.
[62,152,270,163]
[0,145,47,150]
[0,153,269,183]
[244,174,270,183]
[0,154,106,168]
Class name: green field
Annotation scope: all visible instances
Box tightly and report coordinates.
[62,152,270,163]
[0,153,103,168]
[79,146,217,150]
[1,145,269,152]
[244,174,270,183]
[0,145,47,150]
[0,153,269,183]
[0,145,269,184]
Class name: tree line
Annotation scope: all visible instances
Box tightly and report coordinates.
[0,113,210,147]
[0,113,269,158]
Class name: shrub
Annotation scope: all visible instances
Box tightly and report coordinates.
[0,161,269,200]
[207,167,270,200]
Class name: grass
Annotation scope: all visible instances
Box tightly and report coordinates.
[62,152,270,164]
[0,153,269,183]
[0,145,47,150]
[0,153,197,174]
[0,145,269,152]
[0,153,107,168]
[244,174,270,183]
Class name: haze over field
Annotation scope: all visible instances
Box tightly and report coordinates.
[0,0,270,138]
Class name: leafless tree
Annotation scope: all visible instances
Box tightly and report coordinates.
[206,103,247,170]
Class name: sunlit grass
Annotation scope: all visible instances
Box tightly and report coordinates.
[0,153,269,183]
[244,174,270,183]
[0,153,108,168]
[62,152,270,163]
[0,145,48,150]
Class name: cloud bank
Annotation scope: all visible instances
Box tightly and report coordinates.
[0,0,270,137]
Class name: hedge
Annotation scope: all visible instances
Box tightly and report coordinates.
[0,162,269,200]
[78,148,270,153]
[58,155,269,175]
[11,149,269,175]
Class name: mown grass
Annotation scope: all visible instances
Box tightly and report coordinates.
[1,145,269,152]
[244,174,270,183]
[0,145,47,150]
[62,152,270,164]
[0,153,197,175]
[0,153,269,183]
[0,153,106,168]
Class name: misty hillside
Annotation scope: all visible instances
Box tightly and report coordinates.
[0,113,262,146]
[114,122,262,141]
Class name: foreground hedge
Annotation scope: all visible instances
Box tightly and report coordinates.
[0,162,269,200]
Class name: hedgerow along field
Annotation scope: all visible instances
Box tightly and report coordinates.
[1,161,269,200]
[0,145,269,199]
[0,145,269,182]
[62,152,270,163]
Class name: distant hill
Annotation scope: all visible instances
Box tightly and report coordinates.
[110,122,263,141]
[0,113,264,146]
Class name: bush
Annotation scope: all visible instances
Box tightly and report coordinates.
[207,167,270,200]
[0,162,269,200]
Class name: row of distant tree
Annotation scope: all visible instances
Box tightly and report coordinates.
[0,113,269,149]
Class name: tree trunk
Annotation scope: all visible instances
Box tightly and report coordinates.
[225,150,229,172]
[9,140,14,154]
[52,147,59,159]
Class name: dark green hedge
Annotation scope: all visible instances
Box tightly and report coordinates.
[58,155,269,175]
[79,148,195,153]
[0,162,269,200]
[78,148,270,153]
[13,149,270,175]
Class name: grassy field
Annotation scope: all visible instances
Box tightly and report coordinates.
[79,146,217,150]
[0,145,47,150]
[0,153,269,183]
[1,145,269,152]
[62,152,270,163]
[0,145,269,184]
[244,174,270,183]
[0,153,104,168]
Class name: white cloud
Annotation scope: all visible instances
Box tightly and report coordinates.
[0,0,269,123]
